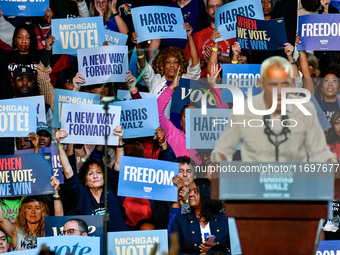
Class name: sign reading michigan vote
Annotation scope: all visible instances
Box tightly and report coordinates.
[104,30,128,46]
[131,6,187,43]
[0,153,54,197]
[61,103,121,146]
[221,64,262,102]
[108,230,168,255]
[111,97,160,139]
[216,162,333,201]
[0,1,49,16]
[53,89,100,128]
[77,45,128,85]
[236,15,287,51]
[37,236,100,255]
[0,99,37,137]
[52,17,105,55]
[118,156,179,202]
[186,108,232,149]
[215,0,264,42]
[297,14,340,51]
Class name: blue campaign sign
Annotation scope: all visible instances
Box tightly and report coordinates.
[186,108,232,149]
[108,230,168,255]
[45,215,104,255]
[15,95,46,123]
[37,236,100,255]
[10,250,36,255]
[0,99,37,137]
[77,45,128,85]
[297,14,340,51]
[215,0,264,42]
[0,1,48,17]
[317,240,340,254]
[221,64,262,102]
[111,97,160,138]
[61,103,121,145]
[0,153,54,197]
[311,94,332,131]
[15,147,65,184]
[52,17,106,55]
[116,90,159,100]
[131,6,186,43]
[104,29,128,46]
[118,156,179,202]
[53,89,100,128]
[237,15,287,51]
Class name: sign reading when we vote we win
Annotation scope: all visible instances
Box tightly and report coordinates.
[61,103,121,145]
[0,1,48,17]
[297,14,340,51]
[118,156,179,202]
[215,0,264,42]
[0,99,37,137]
[131,6,187,43]
[236,15,287,51]
[77,45,128,85]
[52,17,105,55]
[0,153,54,197]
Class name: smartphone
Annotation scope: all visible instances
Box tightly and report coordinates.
[205,235,215,244]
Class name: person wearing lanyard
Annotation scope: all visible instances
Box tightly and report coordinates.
[33,8,53,50]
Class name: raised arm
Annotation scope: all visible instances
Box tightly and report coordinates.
[185,23,199,68]
[71,0,90,17]
[29,132,40,153]
[51,176,64,216]
[113,126,124,171]
[284,43,299,78]
[110,0,129,34]
[207,29,221,77]
[0,10,15,46]
[56,129,74,179]
[131,32,146,69]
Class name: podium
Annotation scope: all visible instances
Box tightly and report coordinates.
[210,162,337,255]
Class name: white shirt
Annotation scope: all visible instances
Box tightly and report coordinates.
[211,92,337,163]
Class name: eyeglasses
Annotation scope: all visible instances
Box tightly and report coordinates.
[60,228,85,235]
[96,0,108,6]
[16,76,34,83]
[208,4,222,9]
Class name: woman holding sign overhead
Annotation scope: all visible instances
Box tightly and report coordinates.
[56,127,128,232]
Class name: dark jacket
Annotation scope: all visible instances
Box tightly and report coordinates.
[170,211,230,255]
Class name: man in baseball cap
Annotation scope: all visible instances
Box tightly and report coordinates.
[11,66,37,97]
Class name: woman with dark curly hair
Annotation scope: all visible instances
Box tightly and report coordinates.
[170,178,231,255]
[327,110,340,160]
[56,126,128,232]
[0,196,50,251]
[132,22,200,115]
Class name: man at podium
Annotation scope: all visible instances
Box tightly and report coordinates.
[211,56,337,163]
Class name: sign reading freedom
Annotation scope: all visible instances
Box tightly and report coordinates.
[0,153,54,197]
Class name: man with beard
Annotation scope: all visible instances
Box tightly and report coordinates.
[184,0,235,78]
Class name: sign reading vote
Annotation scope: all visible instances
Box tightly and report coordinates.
[221,64,262,102]
[45,215,104,255]
[53,89,100,128]
[108,230,168,255]
[0,153,54,197]
[118,156,179,201]
[111,98,159,138]
[77,45,128,85]
[37,236,100,255]
[297,14,340,51]
[237,15,287,51]
[104,30,128,46]
[61,103,121,145]
[317,240,340,255]
[15,95,46,123]
[0,1,48,17]
[52,17,105,55]
[186,109,231,149]
[15,147,65,184]
[131,6,186,43]
[215,0,264,42]
[0,99,37,137]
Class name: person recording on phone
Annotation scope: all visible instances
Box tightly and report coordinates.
[170,179,231,255]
